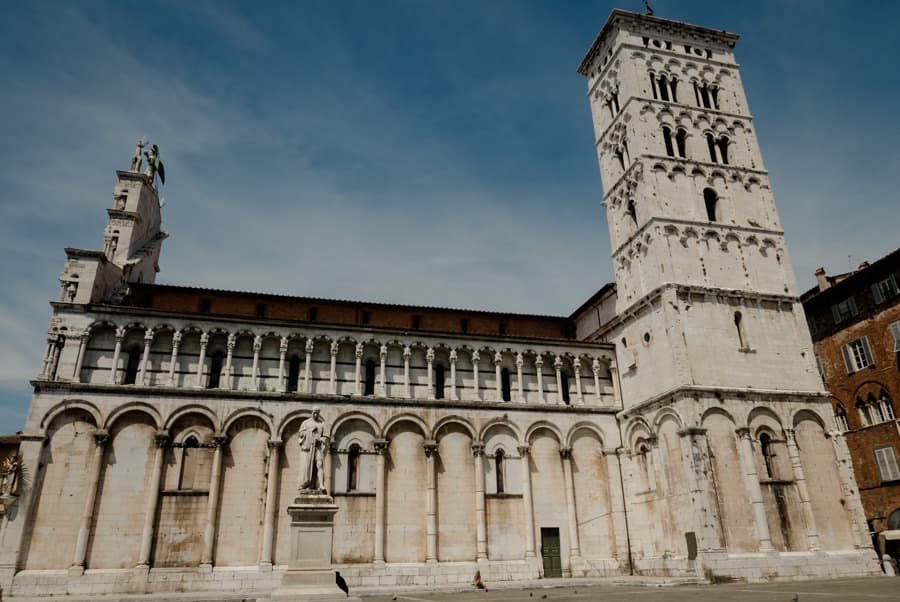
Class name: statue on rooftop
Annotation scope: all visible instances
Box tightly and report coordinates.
[130,138,147,172]
[143,143,166,186]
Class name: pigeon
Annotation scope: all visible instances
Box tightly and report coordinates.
[791,595,799,602]
[541,596,548,600]
[335,571,349,597]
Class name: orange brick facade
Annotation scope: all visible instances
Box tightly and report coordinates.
[803,249,900,543]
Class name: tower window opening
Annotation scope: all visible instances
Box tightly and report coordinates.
[857,397,873,427]
[669,77,678,102]
[881,390,896,421]
[500,367,511,402]
[364,359,376,395]
[308,307,318,322]
[435,363,446,399]
[494,448,506,493]
[123,346,141,385]
[657,75,670,102]
[759,433,776,479]
[717,137,730,165]
[662,126,675,157]
[649,73,659,99]
[208,351,224,389]
[834,405,849,432]
[706,133,718,162]
[287,355,301,392]
[626,199,637,223]
[693,81,701,106]
[710,86,720,109]
[615,148,626,171]
[734,310,746,349]
[675,128,687,158]
[703,188,719,222]
[699,84,711,108]
[347,444,361,492]
[610,90,620,113]
[560,371,571,405]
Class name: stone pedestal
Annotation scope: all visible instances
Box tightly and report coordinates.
[273,491,360,601]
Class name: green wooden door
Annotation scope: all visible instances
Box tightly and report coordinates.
[540,527,562,578]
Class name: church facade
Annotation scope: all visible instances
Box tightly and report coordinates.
[0,9,881,598]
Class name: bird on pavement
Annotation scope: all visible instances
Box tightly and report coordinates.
[791,595,799,602]
[335,571,349,597]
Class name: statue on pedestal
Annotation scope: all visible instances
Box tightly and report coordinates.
[297,407,329,493]
[0,454,21,497]
[130,138,147,172]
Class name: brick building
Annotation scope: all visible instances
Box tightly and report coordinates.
[802,248,900,560]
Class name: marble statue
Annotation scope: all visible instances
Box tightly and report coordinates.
[130,138,146,172]
[297,407,329,492]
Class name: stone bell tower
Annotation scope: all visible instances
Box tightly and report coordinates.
[578,10,822,406]
[57,140,167,305]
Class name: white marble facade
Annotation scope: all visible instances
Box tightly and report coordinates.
[0,8,883,599]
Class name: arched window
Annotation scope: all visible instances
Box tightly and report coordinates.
[879,390,896,421]
[636,441,653,490]
[675,128,687,158]
[180,435,208,491]
[662,125,675,157]
[869,393,886,423]
[500,368,511,402]
[889,508,900,531]
[347,444,361,492]
[364,359,376,395]
[434,364,446,399]
[614,148,626,171]
[703,188,719,222]
[834,405,849,432]
[626,199,637,223]
[649,72,659,99]
[857,397,872,427]
[610,90,620,113]
[710,85,719,110]
[705,133,718,162]
[759,433,776,479]
[287,355,301,392]
[560,371,571,405]
[494,448,506,494]
[657,74,670,101]
[208,351,224,389]
[734,311,745,349]
[123,346,141,385]
[717,136,730,165]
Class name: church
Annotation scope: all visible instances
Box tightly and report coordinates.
[0,9,881,598]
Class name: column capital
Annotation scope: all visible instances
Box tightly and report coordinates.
[471,442,485,457]
[379,344,388,359]
[553,355,563,369]
[559,446,573,460]
[330,341,339,356]
[426,347,435,362]
[493,351,503,366]
[515,352,524,367]
[93,430,110,447]
[471,350,480,362]
[355,342,364,358]
[78,330,91,343]
[280,337,289,354]
[373,439,389,455]
[114,327,126,341]
[144,328,155,342]
[226,333,236,350]
[517,444,531,456]
[252,335,263,352]
[154,431,170,447]
[534,355,543,367]
[403,345,412,359]
[783,427,797,444]
[735,427,751,439]
[305,338,315,353]
[267,438,284,450]
[212,433,228,447]
[591,357,601,374]
[199,332,209,346]
[423,440,438,457]
[172,331,183,345]
[449,349,458,362]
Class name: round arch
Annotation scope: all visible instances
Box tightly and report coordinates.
[40,399,102,431]
[525,421,564,445]
[566,422,606,448]
[330,412,381,440]
[104,402,162,431]
[479,418,522,443]
[792,408,827,430]
[432,415,477,441]
[222,407,274,435]
[652,407,684,430]
[383,414,429,439]
[163,404,219,432]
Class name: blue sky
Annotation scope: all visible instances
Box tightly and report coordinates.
[1,0,898,430]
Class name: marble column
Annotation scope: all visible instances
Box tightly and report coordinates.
[515,352,524,402]
[40,337,55,379]
[195,332,208,388]
[224,333,235,389]
[138,431,169,568]
[426,347,434,400]
[72,331,89,383]
[138,328,154,385]
[573,359,584,405]
[591,359,602,405]
[354,343,363,396]
[535,356,545,404]
[303,339,314,393]
[829,430,871,549]
[519,444,536,558]
[424,440,438,562]
[71,430,109,572]
[250,335,262,391]
[560,447,581,560]
[108,327,125,384]
[471,350,480,400]
[48,337,63,380]
[735,427,774,551]
[167,331,182,386]
[472,443,488,560]
[201,433,227,569]
[260,438,282,569]
[378,344,388,396]
[494,351,503,401]
[373,439,388,564]
[784,428,820,551]
[604,448,631,567]
[679,427,723,551]
[554,355,564,405]
[277,337,288,393]
[330,341,339,395]
[402,345,412,398]
[449,349,458,400]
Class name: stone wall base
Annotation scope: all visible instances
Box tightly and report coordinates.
[632,548,882,582]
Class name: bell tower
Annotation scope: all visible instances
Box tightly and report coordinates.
[578,10,821,405]
[57,140,167,305]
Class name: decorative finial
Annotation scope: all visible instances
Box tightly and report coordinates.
[143,143,166,186]
[130,138,147,172]
[643,0,654,16]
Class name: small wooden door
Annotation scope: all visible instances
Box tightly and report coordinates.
[540,527,562,578]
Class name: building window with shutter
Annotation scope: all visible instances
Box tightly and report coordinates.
[874,446,900,482]
[889,321,900,353]
[831,297,858,324]
[872,274,898,304]
[833,405,849,432]
[841,336,874,373]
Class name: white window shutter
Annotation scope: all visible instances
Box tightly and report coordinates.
[861,336,874,367]
[872,283,884,304]
[875,447,900,482]
[841,344,855,374]
[891,321,900,353]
